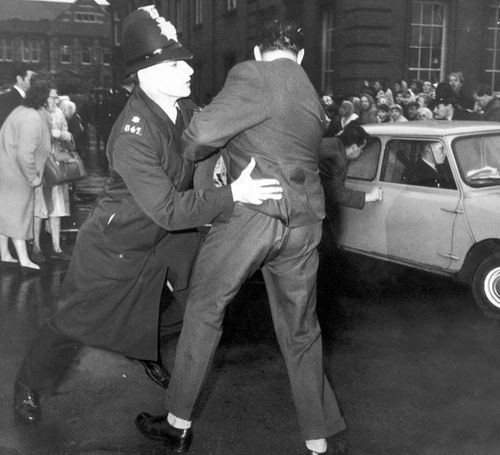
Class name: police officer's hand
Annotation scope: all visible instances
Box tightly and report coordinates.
[231,158,283,205]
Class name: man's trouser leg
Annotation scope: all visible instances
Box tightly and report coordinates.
[16,322,82,392]
[165,206,279,419]
[261,221,346,440]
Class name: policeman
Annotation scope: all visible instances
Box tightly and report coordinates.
[13,5,282,424]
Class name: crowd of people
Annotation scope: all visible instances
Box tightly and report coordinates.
[3,5,500,455]
[320,70,500,136]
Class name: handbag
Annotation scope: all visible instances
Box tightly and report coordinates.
[43,142,87,187]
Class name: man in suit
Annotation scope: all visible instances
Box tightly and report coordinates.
[473,83,500,122]
[136,19,347,455]
[402,142,456,189]
[0,64,36,127]
[13,6,281,425]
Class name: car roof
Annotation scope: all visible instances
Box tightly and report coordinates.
[363,121,500,137]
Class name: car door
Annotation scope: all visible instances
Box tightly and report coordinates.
[338,138,461,271]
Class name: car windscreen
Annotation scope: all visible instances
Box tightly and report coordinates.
[453,134,500,188]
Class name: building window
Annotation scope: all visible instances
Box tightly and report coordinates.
[408,1,447,83]
[485,1,500,91]
[321,7,335,94]
[60,44,72,64]
[194,0,203,25]
[0,38,14,61]
[102,47,111,65]
[176,0,183,33]
[227,0,237,11]
[21,40,39,63]
[81,44,92,65]
[75,12,102,23]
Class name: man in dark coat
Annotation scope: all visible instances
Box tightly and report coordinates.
[135,19,346,455]
[13,5,281,425]
[473,83,500,122]
[0,64,36,127]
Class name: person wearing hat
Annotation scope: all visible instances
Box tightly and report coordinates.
[473,82,500,122]
[433,82,479,121]
[12,5,282,425]
[135,18,348,455]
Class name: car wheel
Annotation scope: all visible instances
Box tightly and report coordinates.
[472,253,500,319]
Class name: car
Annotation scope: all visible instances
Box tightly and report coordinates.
[332,120,500,318]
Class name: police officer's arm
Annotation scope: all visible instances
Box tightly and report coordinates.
[113,132,234,231]
[182,62,268,162]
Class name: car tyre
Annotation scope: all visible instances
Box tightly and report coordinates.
[472,253,500,319]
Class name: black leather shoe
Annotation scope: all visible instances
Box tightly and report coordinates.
[13,380,41,423]
[138,360,171,389]
[135,413,192,452]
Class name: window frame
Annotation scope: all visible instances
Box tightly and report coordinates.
[0,38,14,62]
[408,0,448,83]
[484,1,500,92]
[321,6,335,94]
[60,43,72,64]
[227,0,237,12]
[21,39,40,63]
[194,0,203,25]
[80,44,93,65]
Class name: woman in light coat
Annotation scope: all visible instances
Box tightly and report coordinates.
[0,73,56,270]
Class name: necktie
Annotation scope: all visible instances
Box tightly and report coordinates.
[175,108,184,132]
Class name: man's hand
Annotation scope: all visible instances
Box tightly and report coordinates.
[29,174,42,188]
[365,186,383,203]
[231,158,283,205]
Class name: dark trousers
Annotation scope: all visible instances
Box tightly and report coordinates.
[165,206,346,440]
[16,284,187,392]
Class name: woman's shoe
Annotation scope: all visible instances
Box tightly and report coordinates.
[50,250,71,261]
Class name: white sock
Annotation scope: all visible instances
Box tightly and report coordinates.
[305,438,327,453]
[167,412,192,429]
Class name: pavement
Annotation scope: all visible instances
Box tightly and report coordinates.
[3,129,500,454]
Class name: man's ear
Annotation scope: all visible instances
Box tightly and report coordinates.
[254,46,262,61]
[297,49,305,65]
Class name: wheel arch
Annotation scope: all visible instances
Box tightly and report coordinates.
[458,239,500,284]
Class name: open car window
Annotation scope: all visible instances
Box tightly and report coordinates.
[453,134,500,187]
[381,139,456,190]
[346,137,381,181]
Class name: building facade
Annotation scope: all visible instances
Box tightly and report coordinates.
[0,0,111,95]
[107,0,500,102]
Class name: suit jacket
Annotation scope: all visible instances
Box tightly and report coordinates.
[319,137,365,211]
[0,87,23,127]
[481,97,500,122]
[52,88,234,360]
[182,58,325,228]
[402,157,455,189]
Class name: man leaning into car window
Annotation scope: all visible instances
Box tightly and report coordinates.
[319,123,383,212]
[401,142,456,190]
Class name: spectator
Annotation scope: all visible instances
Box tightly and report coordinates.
[416,93,433,110]
[448,71,475,111]
[373,80,394,105]
[59,98,85,158]
[338,99,359,133]
[433,82,479,121]
[32,98,73,263]
[0,73,55,270]
[406,101,419,121]
[320,93,341,137]
[376,103,391,123]
[359,94,378,124]
[0,64,36,127]
[409,79,423,98]
[421,80,435,98]
[473,83,500,121]
[417,107,434,120]
[390,104,408,122]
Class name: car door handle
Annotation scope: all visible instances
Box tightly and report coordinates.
[438,253,460,261]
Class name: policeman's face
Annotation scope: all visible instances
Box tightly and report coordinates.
[430,142,446,165]
[139,60,194,99]
[433,103,450,120]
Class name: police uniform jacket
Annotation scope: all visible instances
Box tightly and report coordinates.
[51,87,234,360]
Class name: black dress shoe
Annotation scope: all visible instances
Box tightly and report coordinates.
[137,360,171,389]
[13,380,41,423]
[135,412,192,452]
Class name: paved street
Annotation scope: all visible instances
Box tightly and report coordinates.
[2,131,500,454]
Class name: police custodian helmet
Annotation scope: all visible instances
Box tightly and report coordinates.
[121,5,193,77]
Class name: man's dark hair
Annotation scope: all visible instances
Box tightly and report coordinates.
[376,103,390,112]
[339,123,370,148]
[257,19,304,54]
[11,63,34,81]
[23,71,56,110]
[475,83,493,97]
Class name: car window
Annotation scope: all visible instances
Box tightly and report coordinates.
[346,137,381,181]
[381,139,456,190]
[453,134,500,187]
